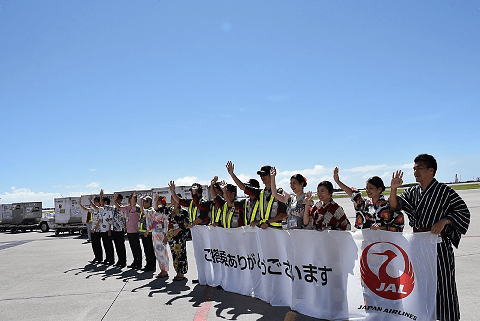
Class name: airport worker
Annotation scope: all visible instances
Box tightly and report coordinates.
[209,178,224,227]
[141,193,169,278]
[91,190,115,265]
[167,194,189,281]
[389,154,470,321]
[333,167,404,231]
[226,161,287,229]
[81,195,103,263]
[303,181,351,230]
[270,167,307,230]
[210,177,245,228]
[169,181,211,227]
[111,193,127,268]
[138,194,157,272]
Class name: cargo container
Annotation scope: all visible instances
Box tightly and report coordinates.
[0,202,42,232]
[41,197,87,235]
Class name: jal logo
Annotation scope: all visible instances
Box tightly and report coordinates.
[360,241,415,300]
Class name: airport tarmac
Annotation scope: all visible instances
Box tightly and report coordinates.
[0,189,478,321]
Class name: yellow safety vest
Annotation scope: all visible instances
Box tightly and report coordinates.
[222,203,235,228]
[139,207,153,233]
[244,198,259,225]
[188,201,198,223]
[212,204,222,225]
[260,190,282,227]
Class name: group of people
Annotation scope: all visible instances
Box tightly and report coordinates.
[80,190,189,281]
[80,153,470,321]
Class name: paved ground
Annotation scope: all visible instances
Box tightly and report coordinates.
[0,189,478,321]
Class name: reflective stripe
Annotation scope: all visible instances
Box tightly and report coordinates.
[139,207,153,232]
[260,190,282,227]
[212,205,222,224]
[222,203,235,228]
[189,201,198,223]
[244,199,259,224]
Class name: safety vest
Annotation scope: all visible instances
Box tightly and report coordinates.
[222,203,235,228]
[260,190,282,227]
[139,207,152,233]
[244,198,259,225]
[188,200,198,223]
[211,204,222,225]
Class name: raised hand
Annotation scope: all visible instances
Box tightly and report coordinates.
[270,167,277,177]
[226,161,234,175]
[391,170,404,189]
[211,176,218,185]
[168,181,176,192]
[333,167,340,182]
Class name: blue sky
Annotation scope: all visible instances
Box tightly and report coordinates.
[1,1,479,207]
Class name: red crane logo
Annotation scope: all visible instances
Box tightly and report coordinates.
[360,241,415,300]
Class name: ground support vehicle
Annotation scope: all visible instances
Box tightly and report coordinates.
[0,202,43,233]
[45,198,87,235]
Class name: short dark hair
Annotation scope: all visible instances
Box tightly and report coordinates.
[317,181,334,194]
[103,197,111,205]
[226,184,237,198]
[291,174,307,187]
[93,196,101,203]
[367,176,385,193]
[414,153,437,176]
[116,194,124,200]
[246,179,260,189]
[190,183,203,196]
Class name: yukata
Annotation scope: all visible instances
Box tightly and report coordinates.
[166,206,189,275]
[397,179,470,321]
[307,199,351,230]
[350,189,404,231]
[145,207,169,271]
[285,193,305,229]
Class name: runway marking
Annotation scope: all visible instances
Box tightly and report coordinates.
[193,286,215,321]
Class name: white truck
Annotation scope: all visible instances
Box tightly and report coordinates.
[39,197,87,235]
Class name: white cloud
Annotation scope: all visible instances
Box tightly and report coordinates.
[0,187,61,207]
[344,164,388,173]
[86,182,99,188]
[136,184,147,190]
[90,169,97,172]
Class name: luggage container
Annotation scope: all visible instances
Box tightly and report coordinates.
[0,202,42,232]
[48,197,87,235]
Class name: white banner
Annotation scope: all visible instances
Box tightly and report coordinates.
[191,226,438,321]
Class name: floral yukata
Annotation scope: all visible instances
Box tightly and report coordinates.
[166,206,189,275]
[144,207,169,271]
[350,189,404,232]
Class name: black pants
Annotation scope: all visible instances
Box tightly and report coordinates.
[112,231,127,265]
[91,231,103,261]
[127,233,142,266]
[140,232,155,269]
[101,232,115,263]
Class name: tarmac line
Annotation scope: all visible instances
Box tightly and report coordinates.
[100,276,131,321]
[193,286,216,321]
